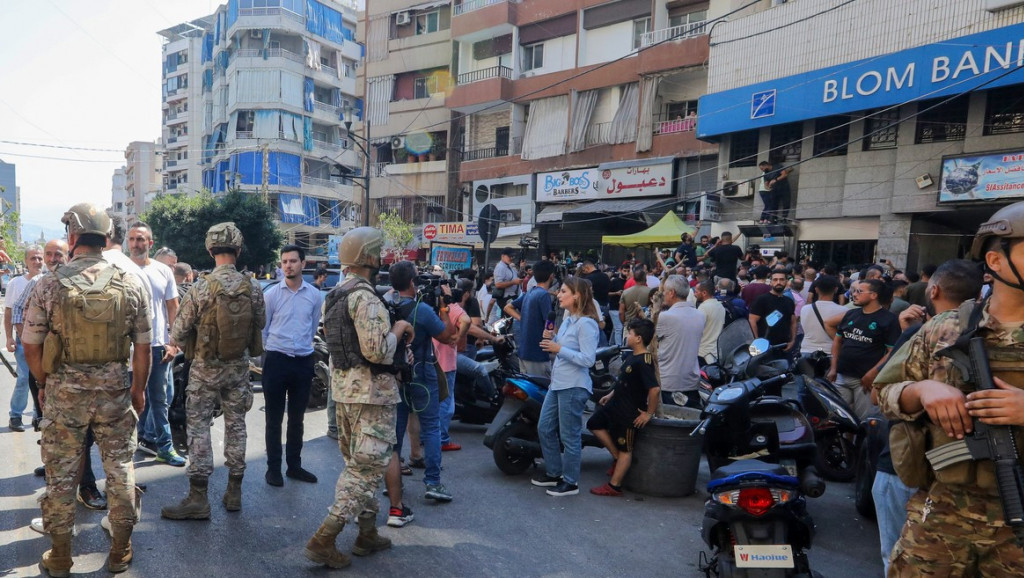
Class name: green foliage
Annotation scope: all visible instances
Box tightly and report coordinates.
[377,209,413,262]
[0,192,24,264]
[142,190,284,270]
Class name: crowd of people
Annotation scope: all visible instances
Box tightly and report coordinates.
[6,199,1024,576]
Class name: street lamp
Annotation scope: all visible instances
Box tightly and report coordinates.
[342,103,370,226]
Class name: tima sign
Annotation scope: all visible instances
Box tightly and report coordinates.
[698,22,1024,138]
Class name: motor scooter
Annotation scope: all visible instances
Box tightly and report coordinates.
[794,351,862,482]
[453,317,517,425]
[697,339,825,578]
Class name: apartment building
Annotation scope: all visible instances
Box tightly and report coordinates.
[111,167,128,218]
[124,141,163,217]
[0,159,20,244]
[698,0,1024,270]
[161,0,364,262]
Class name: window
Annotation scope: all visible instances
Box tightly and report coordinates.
[729,130,759,167]
[523,43,544,72]
[915,96,968,143]
[862,108,899,151]
[769,122,803,164]
[414,77,429,99]
[813,116,849,157]
[633,18,651,50]
[665,101,698,119]
[984,87,1024,136]
[669,8,707,34]
[236,110,255,133]
[416,11,439,35]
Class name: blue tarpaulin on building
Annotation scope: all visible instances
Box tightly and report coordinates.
[202,33,213,63]
[203,169,215,191]
[279,193,304,224]
[228,0,239,29]
[330,201,341,227]
[303,196,320,226]
[303,116,313,151]
[303,77,315,112]
[305,0,350,45]
[213,159,231,192]
[231,152,302,187]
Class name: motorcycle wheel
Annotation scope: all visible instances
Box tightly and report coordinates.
[814,433,857,482]
[492,422,535,476]
[854,439,877,520]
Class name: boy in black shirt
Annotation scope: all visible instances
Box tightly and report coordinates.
[749,271,798,351]
[587,318,660,497]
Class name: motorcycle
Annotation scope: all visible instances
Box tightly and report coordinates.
[700,321,792,405]
[308,335,330,409]
[794,351,862,482]
[853,414,888,520]
[697,339,826,578]
[453,317,517,425]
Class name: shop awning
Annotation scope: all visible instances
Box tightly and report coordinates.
[601,211,696,248]
[536,203,582,223]
[799,217,879,241]
[563,198,669,215]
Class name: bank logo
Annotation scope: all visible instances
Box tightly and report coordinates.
[751,89,776,119]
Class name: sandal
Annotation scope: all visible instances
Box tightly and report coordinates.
[408,457,426,469]
[590,483,623,497]
[401,463,413,476]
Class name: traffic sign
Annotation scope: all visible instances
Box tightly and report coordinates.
[478,204,500,244]
[423,224,437,240]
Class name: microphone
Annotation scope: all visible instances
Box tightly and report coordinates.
[545,311,556,332]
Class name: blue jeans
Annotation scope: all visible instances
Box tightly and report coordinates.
[440,371,455,444]
[872,471,917,575]
[10,340,30,419]
[138,346,173,453]
[538,387,590,485]
[611,314,623,347]
[457,352,493,400]
[396,364,442,486]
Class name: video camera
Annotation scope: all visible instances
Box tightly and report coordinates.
[416,273,457,311]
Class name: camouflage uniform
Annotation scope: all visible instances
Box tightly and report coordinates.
[171,264,265,479]
[22,254,152,533]
[328,272,399,523]
[874,302,1024,576]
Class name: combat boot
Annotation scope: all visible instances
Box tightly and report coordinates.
[304,516,351,569]
[351,512,392,557]
[41,530,73,577]
[223,474,243,512]
[161,477,211,520]
[107,524,133,573]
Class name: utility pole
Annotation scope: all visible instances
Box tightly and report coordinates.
[260,141,270,202]
[363,119,371,226]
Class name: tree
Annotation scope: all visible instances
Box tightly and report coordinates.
[0,192,23,266]
[377,209,414,263]
[143,190,284,271]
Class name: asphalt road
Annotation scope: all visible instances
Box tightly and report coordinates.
[0,362,884,577]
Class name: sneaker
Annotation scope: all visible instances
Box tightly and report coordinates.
[441,441,461,451]
[77,485,108,510]
[387,505,415,528]
[531,473,561,487]
[9,416,24,432]
[424,483,453,502]
[137,439,159,457]
[30,518,77,536]
[156,449,186,467]
[590,483,623,497]
[546,481,579,497]
[34,465,45,477]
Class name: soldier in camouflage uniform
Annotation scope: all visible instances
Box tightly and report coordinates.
[304,227,413,569]
[162,222,266,520]
[23,203,152,576]
[875,201,1024,576]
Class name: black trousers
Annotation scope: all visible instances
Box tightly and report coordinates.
[263,351,314,471]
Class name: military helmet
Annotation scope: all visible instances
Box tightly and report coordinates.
[338,227,383,268]
[61,203,111,237]
[205,222,244,252]
[970,201,1024,260]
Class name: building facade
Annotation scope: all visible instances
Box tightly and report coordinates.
[0,159,20,244]
[111,167,128,217]
[698,0,1024,270]
[124,141,163,218]
[161,0,364,263]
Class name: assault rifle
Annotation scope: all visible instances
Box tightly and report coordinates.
[926,337,1024,547]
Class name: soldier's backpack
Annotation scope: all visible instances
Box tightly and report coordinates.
[52,265,131,367]
[194,276,261,361]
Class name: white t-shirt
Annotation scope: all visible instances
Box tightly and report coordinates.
[800,300,847,354]
[141,260,179,346]
[5,274,31,312]
[697,298,727,361]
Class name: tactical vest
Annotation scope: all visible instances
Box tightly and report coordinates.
[52,265,131,367]
[193,274,262,362]
[323,278,411,381]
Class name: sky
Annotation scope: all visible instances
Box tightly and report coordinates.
[0,0,221,242]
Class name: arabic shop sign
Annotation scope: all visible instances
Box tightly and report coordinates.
[537,168,599,202]
[599,162,673,199]
[698,22,1024,138]
[938,149,1024,204]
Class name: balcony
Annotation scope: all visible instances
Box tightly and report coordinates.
[654,116,697,135]
[301,176,356,199]
[230,7,307,38]
[448,66,514,114]
[640,21,708,48]
[457,65,512,86]
[454,0,507,16]
[165,111,188,126]
[459,137,521,162]
[585,122,613,148]
[313,100,343,122]
[451,0,515,42]
[235,47,304,65]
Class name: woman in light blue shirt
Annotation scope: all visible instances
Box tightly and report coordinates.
[532,277,600,497]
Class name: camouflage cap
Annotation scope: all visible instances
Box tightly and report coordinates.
[970,201,1024,259]
[205,222,244,251]
[61,203,111,237]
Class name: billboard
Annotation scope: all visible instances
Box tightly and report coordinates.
[430,243,473,273]
[537,167,600,202]
[938,149,1024,203]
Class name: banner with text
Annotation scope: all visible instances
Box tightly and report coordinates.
[422,222,481,245]
[430,243,474,273]
[939,149,1024,203]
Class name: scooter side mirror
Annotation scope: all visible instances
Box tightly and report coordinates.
[749,338,770,356]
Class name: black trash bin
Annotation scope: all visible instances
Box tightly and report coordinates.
[623,406,703,497]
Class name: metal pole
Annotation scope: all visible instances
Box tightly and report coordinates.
[363,119,371,226]
[483,239,491,277]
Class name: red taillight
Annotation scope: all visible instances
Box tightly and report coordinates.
[738,488,774,517]
[502,383,528,401]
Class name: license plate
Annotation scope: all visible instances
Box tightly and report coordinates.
[734,545,794,568]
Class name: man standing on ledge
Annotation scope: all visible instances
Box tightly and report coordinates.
[162,223,265,520]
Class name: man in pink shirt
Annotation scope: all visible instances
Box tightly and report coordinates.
[434,299,469,451]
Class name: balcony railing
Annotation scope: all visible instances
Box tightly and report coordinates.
[314,100,342,116]
[453,0,507,16]
[460,137,521,161]
[313,138,347,152]
[236,131,254,139]
[640,21,708,47]
[584,122,612,147]
[654,116,697,135]
[371,162,390,177]
[238,7,305,23]
[456,65,512,86]
[234,48,304,65]
[320,64,337,77]
[302,176,351,190]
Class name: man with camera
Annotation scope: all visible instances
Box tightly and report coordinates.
[487,248,520,320]
[387,261,458,503]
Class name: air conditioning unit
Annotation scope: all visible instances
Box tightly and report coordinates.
[250,29,263,39]
[500,211,514,222]
[395,11,411,25]
[722,180,754,198]
[390,136,406,150]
